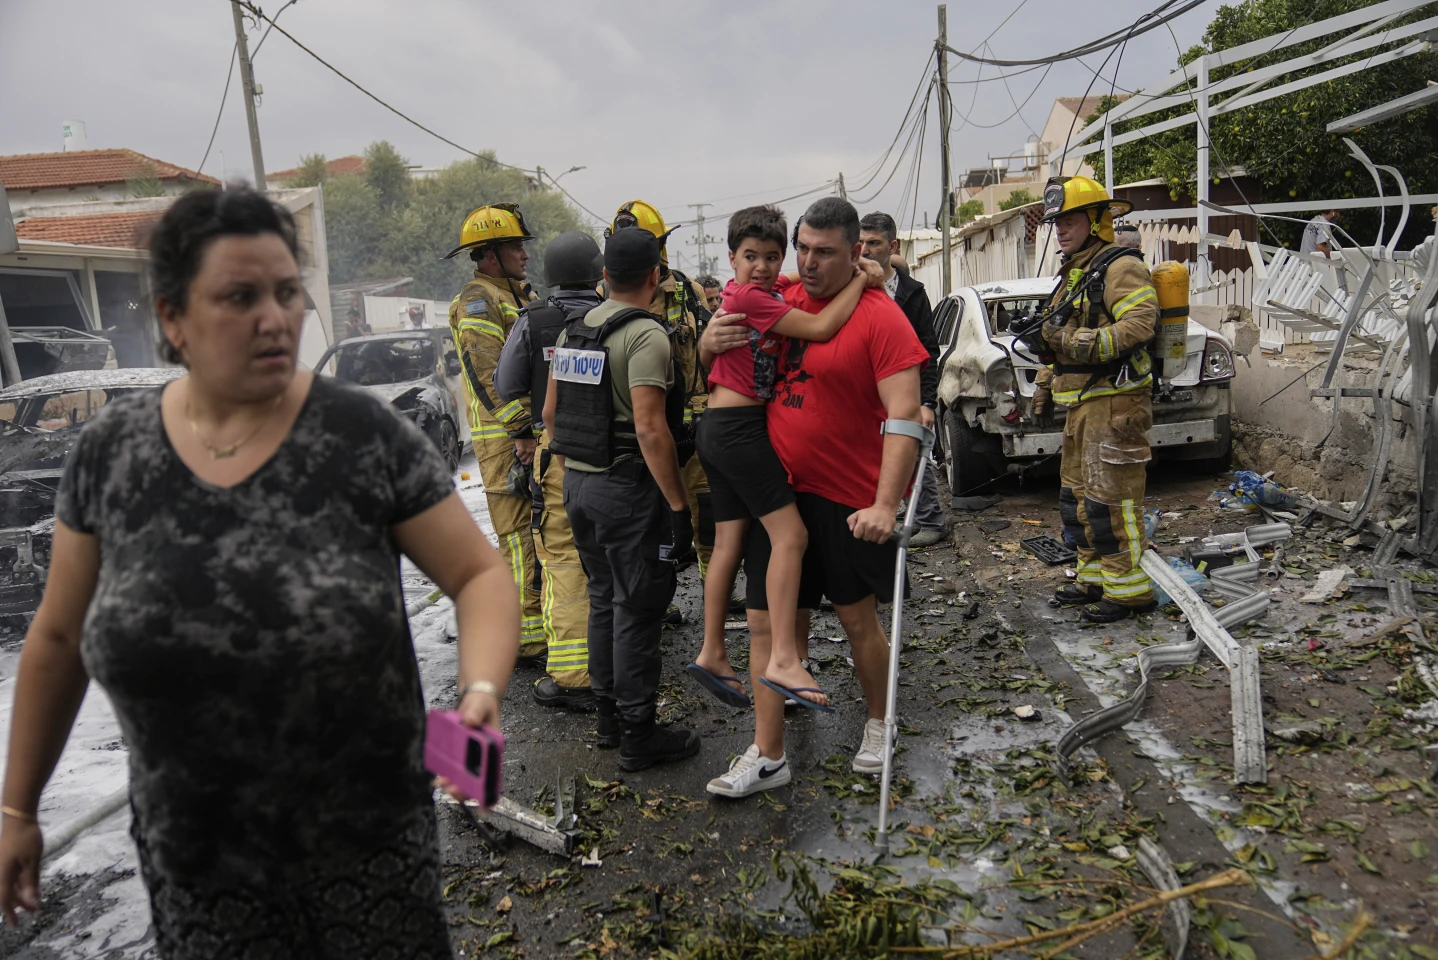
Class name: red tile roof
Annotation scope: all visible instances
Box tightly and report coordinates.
[15,211,161,249]
[0,149,220,192]
[267,155,367,182]
[1056,95,1131,120]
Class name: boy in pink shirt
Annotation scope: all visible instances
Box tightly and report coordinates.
[688,205,878,717]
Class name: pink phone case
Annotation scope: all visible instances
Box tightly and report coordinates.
[424,710,504,810]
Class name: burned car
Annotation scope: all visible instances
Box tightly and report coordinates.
[0,368,185,624]
[315,330,469,472]
[934,277,1236,493]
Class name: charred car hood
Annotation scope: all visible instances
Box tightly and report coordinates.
[0,427,74,480]
[361,380,432,404]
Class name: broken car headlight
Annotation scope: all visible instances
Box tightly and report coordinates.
[1200,339,1235,382]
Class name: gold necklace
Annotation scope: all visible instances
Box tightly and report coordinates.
[185,391,285,460]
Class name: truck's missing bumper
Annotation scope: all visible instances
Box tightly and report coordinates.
[1003,415,1229,460]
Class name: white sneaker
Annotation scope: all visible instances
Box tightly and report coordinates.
[706,744,791,798]
[851,718,892,773]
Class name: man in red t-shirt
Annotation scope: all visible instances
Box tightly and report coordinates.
[699,197,929,798]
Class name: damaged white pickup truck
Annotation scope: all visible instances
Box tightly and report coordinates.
[933,277,1235,494]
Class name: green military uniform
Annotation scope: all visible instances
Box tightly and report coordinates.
[1045,240,1158,608]
[448,270,545,655]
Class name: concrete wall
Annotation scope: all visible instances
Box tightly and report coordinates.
[5,183,192,213]
[1191,303,1417,515]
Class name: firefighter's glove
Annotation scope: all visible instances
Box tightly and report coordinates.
[1055,327,1100,364]
[1031,386,1054,429]
[668,508,698,569]
[1041,316,1070,350]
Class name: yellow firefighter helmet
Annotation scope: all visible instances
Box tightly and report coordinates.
[1040,176,1133,243]
[608,200,674,265]
[441,203,537,260]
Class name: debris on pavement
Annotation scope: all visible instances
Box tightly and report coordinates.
[1019,534,1077,565]
[949,493,1003,511]
[1300,564,1353,603]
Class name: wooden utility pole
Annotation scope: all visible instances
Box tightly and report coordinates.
[231,1,267,191]
[937,5,953,297]
[837,172,848,201]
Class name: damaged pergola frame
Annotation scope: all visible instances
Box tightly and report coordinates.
[1058,526,1288,785]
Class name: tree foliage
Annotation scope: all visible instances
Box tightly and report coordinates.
[286,153,331,188]
[321,142,588,301]
[999,189,1038,211]
[126,163,165,198]
[1089,0,1438,248]
[957,199,986,224]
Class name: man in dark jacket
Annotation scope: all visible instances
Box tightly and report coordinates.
[860,212,945,546]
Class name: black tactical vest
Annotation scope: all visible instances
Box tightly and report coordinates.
[550,307,686,469]
[525,295,599,424]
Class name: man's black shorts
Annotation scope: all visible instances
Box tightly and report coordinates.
[744,492,905,610]
[696,407,795,524]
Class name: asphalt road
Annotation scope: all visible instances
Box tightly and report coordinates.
[3,462,1432,958]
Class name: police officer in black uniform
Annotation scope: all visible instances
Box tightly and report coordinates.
[542,227,700,772]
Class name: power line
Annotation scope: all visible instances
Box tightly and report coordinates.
[988,41,1045,137]
[945,62,1048,85]
[683,182,839,232]
[249,0,298,58]
[196,40,238,176]
[665,178,837,211]
[845,51,938,196]
[852,78,937,205]
[232,1,603,224]
[942,0,1208,68]
[948,61,1054,130]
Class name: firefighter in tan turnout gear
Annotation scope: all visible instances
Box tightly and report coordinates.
[1030,176,1159,623]
[607,201,715,622]
[443,203,545,660]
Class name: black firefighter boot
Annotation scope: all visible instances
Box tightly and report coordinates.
[1051,583,1103,607]
[618,717,701,772]
[532,677,597,712]
[595,698,621,750]
[1081,597,1158,624]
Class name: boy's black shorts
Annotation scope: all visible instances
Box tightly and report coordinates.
[696,407,795,524]
[744,492,905,610]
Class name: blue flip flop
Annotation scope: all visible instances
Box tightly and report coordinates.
[685,663,751,708]
[757,677,836,713]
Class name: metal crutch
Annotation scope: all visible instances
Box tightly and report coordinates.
[875,419,936,856]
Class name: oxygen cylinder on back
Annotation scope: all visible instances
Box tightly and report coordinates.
[1151,261,1190,380]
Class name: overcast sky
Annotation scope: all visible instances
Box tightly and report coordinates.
[0,0,1218,276]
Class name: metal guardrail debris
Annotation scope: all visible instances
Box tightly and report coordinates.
[1058,534,1279,785]
[1137,837,1192,960]
[1142,551,1242,671]
[1149,550,1267,783]
[1056,629,1205,762]
[481,797,582,857]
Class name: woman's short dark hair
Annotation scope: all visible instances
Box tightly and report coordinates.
[727,205,787,254]
[148,188,300,364]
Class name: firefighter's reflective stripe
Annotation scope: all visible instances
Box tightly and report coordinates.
[1094,327,1117,362]
[460,317,506,342]
[545,632,589,669]
[1076,558,1105,584]
[1111,285,1157,321]
[471,421,510,441]
[1053,373,1152,406]
[522,614,545,646]
[493,399,527,426]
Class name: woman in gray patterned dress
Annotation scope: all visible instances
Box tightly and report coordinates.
[0,189,518,958]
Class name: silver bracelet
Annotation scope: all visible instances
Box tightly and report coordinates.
[460,680,499,702]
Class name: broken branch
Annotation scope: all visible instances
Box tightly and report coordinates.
[888,868,1250,957]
